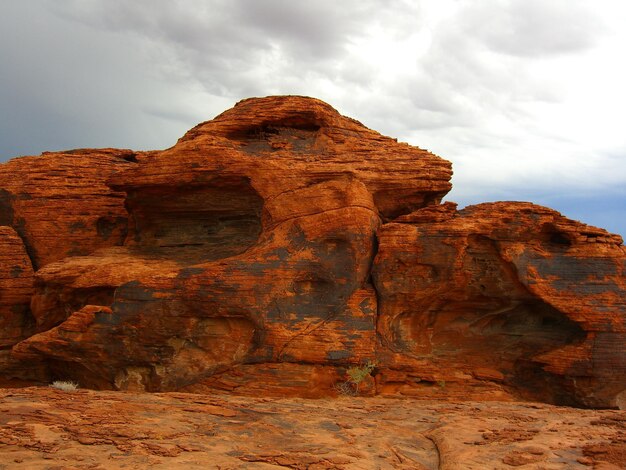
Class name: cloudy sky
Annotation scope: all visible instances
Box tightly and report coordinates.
[1,0,625,237]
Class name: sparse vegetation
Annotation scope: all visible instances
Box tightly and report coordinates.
[336,360,377,396]
[50,380,78,391]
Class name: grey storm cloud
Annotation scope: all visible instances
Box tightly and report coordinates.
[50,0,422,96]
[6,0,605,136]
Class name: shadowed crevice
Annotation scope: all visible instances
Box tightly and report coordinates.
[124,177,263,264]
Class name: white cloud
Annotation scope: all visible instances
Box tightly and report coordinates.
[458,0,604,57]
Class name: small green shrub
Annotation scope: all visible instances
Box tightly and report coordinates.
[50,380,78,391]
[347,361,377,385]
[337,360,377,396]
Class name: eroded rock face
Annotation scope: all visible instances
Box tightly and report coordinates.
[0,227,34,372]
[0,96,623,407]
[373,202,625,407]
[0,149,137,268]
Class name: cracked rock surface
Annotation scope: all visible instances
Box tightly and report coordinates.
[0,387,625,469]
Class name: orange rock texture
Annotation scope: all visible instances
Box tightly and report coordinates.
[0,96,624,407]
[1,387,625,469]
[374,202,625,407]
[0,227,34,371]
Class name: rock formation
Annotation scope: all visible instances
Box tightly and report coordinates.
[374,202,625,408]
[0,96,624,407]
[0,227,34,372]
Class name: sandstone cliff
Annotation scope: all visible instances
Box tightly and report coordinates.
[0,96,624,408]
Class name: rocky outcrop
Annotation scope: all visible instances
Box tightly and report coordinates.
[374,202,625,407]
[0,96,624,408]
[0,148,137,268]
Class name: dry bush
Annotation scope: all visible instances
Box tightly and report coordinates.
[50,380,79,391]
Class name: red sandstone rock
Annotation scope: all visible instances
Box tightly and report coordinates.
[0,227,34,370]
[0,96,624,408]
[109,96,452,221]
[373,202,626,407]
[0,148,138,268]
[9,97,439,393]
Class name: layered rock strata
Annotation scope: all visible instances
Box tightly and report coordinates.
[0,96,624,407]
[0,227,34,371]
[374,202,625,407]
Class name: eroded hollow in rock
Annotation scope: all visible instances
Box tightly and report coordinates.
[374,190,443,220]
[225,115,323,155]
[539,223,573,247]
[391,298,587,404]
[31,285,116,332]
[386,232,589,404]
[125,177,263,263]
[227,115,322,141]
[395,299,585,358]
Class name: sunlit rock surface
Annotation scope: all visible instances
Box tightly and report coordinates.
[0,387,624,469]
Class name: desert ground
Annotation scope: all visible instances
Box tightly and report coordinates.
[0,386,624,469]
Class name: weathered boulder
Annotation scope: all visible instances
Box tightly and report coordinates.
[1,96,624,407]
[373,202,626,407]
